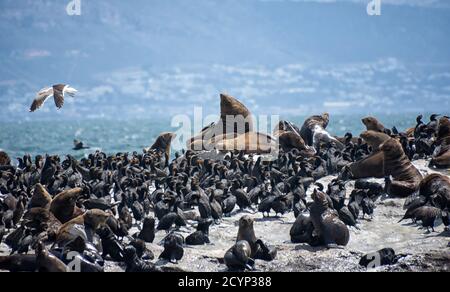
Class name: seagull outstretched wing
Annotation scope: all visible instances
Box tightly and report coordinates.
[29,87,53,112]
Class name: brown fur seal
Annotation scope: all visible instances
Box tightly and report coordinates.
[187,94,254,151]
[290,214,315,244]
[301,113,344,150]
[0,151,10,166]
[342,130,393,179]
[277,131,316,156]
[310,189,350,247]
[35,241,68,272]
[55,209,110,247]
[437,116,450,142]
[362,116,386,132]
[431,117,450,168]
[273,121,316,156]
[432,149,450,169]
[23,208,62,241]
[215,132,277,154]
[220,93,253,134]
[29,183,52,209]
[224,240,254,271]
[344,151,385,179]
[405,127,415,137]
[236,216,259,257]
[300,113,330,146]
[202,133,238,151]
[50,187,84,223]
[360,130,390,153]
[0,254,37,272]
[186,122,217,151]
[149,132,176,165]
[381,138,422,197]
[274,120,302,134]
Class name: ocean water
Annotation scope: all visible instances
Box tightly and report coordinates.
[0,119,170,162]
[0,113,429,163]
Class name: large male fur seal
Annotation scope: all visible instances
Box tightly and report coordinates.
[50,188,84,223]
[186,122,217,151]
[188,132,233,152]
[55,209,110,247]
[310,189,350,247]
[29,183,52,209]
[381,138,422,197]
[187,94,253,151]
[186,93,279,154]
[220,93,253,134]
[342,151,385,179]
[215,132,277,154]
[362,117,386,133]
[341,130,390,179]
[360,131,390,153]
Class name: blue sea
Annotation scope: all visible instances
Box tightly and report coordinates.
[1,0,449,164]
[0,113,426,164]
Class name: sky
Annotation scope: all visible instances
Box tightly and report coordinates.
[0,0,449,121]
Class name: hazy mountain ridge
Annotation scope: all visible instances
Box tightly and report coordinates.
[0,0,449,120]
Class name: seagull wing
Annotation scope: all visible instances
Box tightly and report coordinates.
[52,84,78,110]
[52,84,66,109]
[63,85,78,97]
[29,87,53,112]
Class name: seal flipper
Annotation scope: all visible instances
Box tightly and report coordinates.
[255,239,277,261]
[245,258,256,271]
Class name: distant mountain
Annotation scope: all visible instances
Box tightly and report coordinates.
[0,0,449,121]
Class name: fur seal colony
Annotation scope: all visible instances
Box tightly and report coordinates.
[0,94,449,272]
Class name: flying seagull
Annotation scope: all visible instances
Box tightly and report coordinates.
[29,84,78,112]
